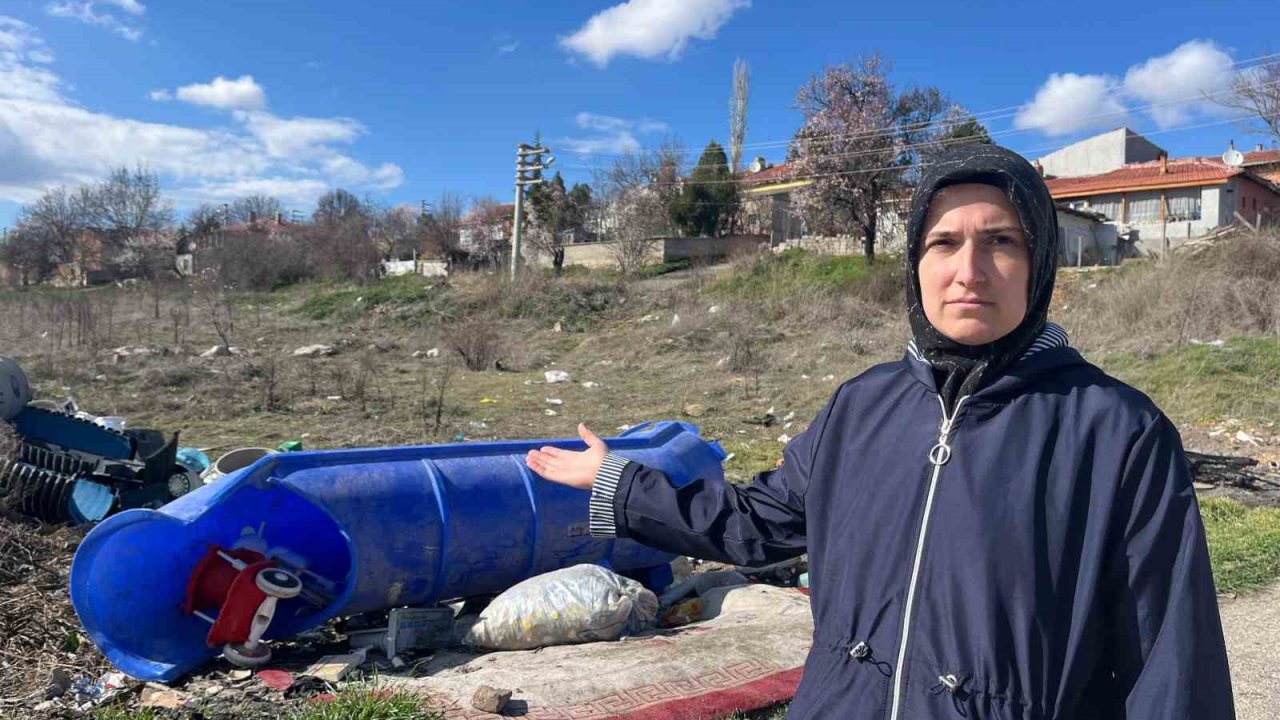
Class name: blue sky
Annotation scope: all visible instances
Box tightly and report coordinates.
[2,0,1279,227]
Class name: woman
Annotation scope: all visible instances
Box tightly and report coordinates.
[525,144,1233,719]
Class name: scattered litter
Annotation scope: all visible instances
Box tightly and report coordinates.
[683,403,705,417]
[708,305,721,313]
[463,564,658,651]
[723,452,736,462]
[471,685,513,714]
[800,374,810,380]
[200,345,245,358]
[617,425,632,431]
[546,398,564,405]
[302,648,368,683]
[715,356,730,367]
[140,683,192,709]
[822,374,835,382]
[1189,339,1226,348]
[426,348,440,358]
[1235,430,1261,446]
[553,321,563,332]
[544,409,558,416]
[638,314,659,323]
[480,397,497,404]
[581,381,599,389]
[545,370,571,383]
[326,395,344,401]
[671,313,681,326]
[292,344,335,357]
[177,447,211,474]
[784,422,793,430]
[257,669,294,691]
[782,411,795,423]
[469,421,488,429]
[660,598,703,628]
[277,440,304,452]
[347,607,456,657]
[777,434,792,444]
[229,669,253,681]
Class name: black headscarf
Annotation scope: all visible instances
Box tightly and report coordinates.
[905,144,1059,412]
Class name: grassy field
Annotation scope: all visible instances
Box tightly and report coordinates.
[3,232,1279,719]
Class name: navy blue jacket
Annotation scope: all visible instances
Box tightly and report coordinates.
[591,341,1234,719]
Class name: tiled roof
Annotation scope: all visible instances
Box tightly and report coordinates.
[1045,158,1242,197]
[1244,149,1280,166]
[740,162,797,186]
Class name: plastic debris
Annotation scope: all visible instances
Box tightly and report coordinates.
[544,370,571,383]
[303,647,368,683]
[176,447,211,474]
[276,440,304,452]
[545,398,564,405]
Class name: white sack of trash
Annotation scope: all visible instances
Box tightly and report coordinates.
[462,564,659,651]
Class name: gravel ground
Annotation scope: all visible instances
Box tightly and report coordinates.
[1220,583,1280,720]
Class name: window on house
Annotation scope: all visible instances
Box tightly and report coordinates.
[1127,191,1161,223]
[1165,188,1202,222]
[1086,195,1122,220]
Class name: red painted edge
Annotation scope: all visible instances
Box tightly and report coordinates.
[609,666,803,720]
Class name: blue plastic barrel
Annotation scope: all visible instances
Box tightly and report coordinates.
[70,421,725,681]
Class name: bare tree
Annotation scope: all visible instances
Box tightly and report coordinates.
[463,196,510,268]
[423,191,465,266]
[609,187,666,275]
[228,195,283,224]
[377,204,422,259]
[729,58,750,173]
[84,165,173,235]
[313,188,367,226]
[1218,58,1280,143]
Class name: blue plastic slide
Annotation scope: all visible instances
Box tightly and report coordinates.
[70,421,725,681]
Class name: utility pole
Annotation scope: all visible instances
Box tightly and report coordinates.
[512,142,554,281]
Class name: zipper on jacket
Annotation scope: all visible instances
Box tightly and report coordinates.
[888,395,967,720]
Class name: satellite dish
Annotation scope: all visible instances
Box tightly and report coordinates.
[750,157,766,173]
[1222,140,1244,168]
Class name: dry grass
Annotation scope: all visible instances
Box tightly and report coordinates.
[1060,231,1280,357]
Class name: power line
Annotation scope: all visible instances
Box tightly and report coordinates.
[551,76,1280,179]
[555,54,1280,166]
[592,114,1260,195]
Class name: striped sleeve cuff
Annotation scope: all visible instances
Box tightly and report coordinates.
[588,453,631,537]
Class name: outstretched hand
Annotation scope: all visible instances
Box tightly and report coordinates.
[525,423,607,490]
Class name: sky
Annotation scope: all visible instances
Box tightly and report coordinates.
[1,0,1279,228]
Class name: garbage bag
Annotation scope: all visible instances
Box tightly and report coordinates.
[463,564,658,650]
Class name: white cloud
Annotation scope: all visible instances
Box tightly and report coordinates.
[174,75,267,111]
[560,112,667,155]
[1014,73,1127,136]
[1123,40,1234,128]
[0,18,64,103]
[499,42,519,54]
[44,1,144,42]
[148,88,171,101]
[1017,40,1243,137]
[560,0,749,67]
[234,111,363,157]
[0,18,402,209]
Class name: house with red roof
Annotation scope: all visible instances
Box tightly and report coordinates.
[1036,129,1280,254]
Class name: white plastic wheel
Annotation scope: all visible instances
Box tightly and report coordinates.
[223,642,272,668]
[255,568,303,599]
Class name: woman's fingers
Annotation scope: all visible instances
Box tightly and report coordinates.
[579,423,604,450]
